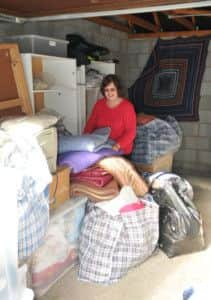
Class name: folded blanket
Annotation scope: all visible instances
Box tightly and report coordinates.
[58,148,122,174]
[71,166,113,187]
[58,127,114,154]
[97,156,149,197]
[70,179,119,202]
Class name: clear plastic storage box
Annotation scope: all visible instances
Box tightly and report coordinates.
[1,35,69,57]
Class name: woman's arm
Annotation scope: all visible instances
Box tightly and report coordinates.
[115,104,136,152]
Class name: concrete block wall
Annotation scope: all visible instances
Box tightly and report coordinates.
[127,38,211,175]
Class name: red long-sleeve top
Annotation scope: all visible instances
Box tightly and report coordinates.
[83,98,136,154]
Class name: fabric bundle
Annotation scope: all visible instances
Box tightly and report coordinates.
[131,116,182,164]
[58,148,122,174]
[70,179,119,202]
[97,156,148,197]
[0,130,51,260]
[70,166,113,188]
[58,127,114,154]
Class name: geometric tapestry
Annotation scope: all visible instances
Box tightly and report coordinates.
[128,37,209,121]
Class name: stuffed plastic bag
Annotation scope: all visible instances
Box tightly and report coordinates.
[148,172,205,257]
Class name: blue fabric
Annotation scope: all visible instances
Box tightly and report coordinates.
[18,181,49,260]
[58,127,114,154]
[58,148,122,174]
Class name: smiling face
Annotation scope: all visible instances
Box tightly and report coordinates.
[104,82,119,102]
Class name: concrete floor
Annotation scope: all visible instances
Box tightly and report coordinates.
[39,176,211,300]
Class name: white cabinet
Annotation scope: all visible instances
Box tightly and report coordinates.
[21,53,115,135]
[21,53,81,135]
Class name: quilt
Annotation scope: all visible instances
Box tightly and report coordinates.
[129,37,209,121]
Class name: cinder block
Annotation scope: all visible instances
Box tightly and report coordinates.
[202,67,211,82]
[179,122,199,136]
[128,68,141,82]
[120,39,128,53]
[199,151,211,165]
[199,96,211,110]
[184,137,210,150]
[199,124,211,137]
[208,41,211,52]
[128,54,139,68]
[138,53,150,68]
[138,40,155,54]
[199,111,211,123]
[200,82,211,96]
[205,52,211,67]
[174,149,197,162]
[106,36,120,52]
[128,40,142,53]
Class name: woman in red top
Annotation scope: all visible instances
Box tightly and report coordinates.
[84,74,136,155]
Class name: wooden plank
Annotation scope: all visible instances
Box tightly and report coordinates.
[34,93,44,112]
[32,57,44,113]
[0,0,203,17]
[0,44,32,116]
[129,29,211,39]
[152,12,160,27]
[0,99,22,110]
[87,17,132,33]
[171,8,211,16]
[163,12,194,30]
[119,15,159,32]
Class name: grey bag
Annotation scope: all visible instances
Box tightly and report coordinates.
[148,173,205,257]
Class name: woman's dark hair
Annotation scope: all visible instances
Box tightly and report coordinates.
[100,74,122,97]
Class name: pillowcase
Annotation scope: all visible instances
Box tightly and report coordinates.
[1,114,58,136]
[58,148,122,174]
[58,127,112,154]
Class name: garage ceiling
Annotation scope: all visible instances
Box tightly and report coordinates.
[1,0,211,38]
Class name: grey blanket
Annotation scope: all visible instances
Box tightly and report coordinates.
[131,116,182,164]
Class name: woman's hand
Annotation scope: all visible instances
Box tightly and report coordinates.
[112,143,120,151]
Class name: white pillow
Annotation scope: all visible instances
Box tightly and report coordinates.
[1,114,58,136]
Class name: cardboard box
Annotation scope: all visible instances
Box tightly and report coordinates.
[49,166,70,210]
[134,153,174,173]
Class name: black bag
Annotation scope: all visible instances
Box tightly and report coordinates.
[66,34,109,66]
[148,173,205,257]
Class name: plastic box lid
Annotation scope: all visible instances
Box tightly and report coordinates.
[4,34,69,44]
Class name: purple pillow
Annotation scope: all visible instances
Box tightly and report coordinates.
[58,148,122,174]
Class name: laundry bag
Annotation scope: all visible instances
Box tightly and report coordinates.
[78,186,159,284]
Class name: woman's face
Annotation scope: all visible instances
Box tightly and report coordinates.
[104,82,118,102]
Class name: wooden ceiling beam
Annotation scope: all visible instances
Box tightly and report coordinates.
[152,12,160,28]
[87,17,132,34]
[171,8,211,16]
[129,29,211,39]
[119,15,159,32]
[163,12,194,30]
